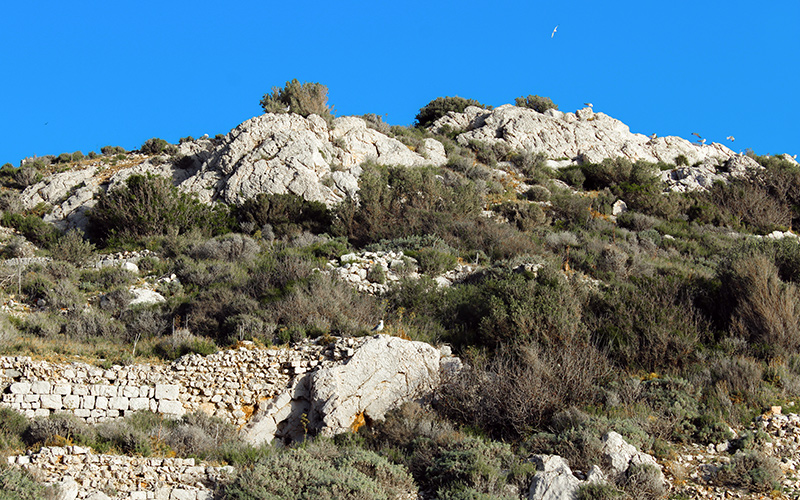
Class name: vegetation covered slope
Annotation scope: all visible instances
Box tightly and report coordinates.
[1,85,800,499]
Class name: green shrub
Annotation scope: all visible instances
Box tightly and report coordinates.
[1,212,59,249]
[715,450,782,493]
[53,229,96,266]
[412,247,458,275]
[140,138,177,155]
[0,464,57,500]
[191,233,260,261]
[222,439,416,500]
[260,79,333,121]
[415,96,490,129]
[236,193,332,239]
[338,163,482,247]
[514,95,558,113]
[89,174,232,245]
[100,145,126,155]
[95,420,152,456]
[493,201,547,232]
[366,263,386,284]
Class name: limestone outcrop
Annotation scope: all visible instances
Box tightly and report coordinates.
[1,335,455,445]
[242,335,448,444]
[432,104,761,191]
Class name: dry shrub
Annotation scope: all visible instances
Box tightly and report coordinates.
[191,233,260,262]
[715,450,782,493]
[267,273,380,335]
[436,340,610,439]
[723,254,800,358]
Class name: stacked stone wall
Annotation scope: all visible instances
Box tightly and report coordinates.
[7,446,230,500]
[0,338,359,426]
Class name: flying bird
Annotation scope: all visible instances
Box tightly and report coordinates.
[551,25,558,38]
[691,132,702,139]
[698,138,707,145]
[371,320,384,332]
[650,133,657,140]
[726,136,735,142]
[584,102,593,108]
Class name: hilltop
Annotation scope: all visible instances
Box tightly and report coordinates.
[2,87,800,499]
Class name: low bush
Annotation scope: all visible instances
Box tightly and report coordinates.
[191,233,260,262]
[235,193,331,239]
[53,229,96,266]
[140,138,177,156]
[222,439,416,500]
[260,79,333,122]
[0,464,58,499]
[714,450,782,493]
[1,212,59,249]
[24,412,91,447]
[515,94,558,113]
[89,174,232,246]
[415,96,490,129]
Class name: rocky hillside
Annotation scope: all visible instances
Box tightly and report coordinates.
[17,103,774,233]
[3,93,800,500]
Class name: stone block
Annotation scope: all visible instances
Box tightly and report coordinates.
[129,492,147,500]
[129,397,150,411]
[158,400,185,416]
[155,384,180,400]
[63,395,80,409]
[73,385,89,396]
[95,396,108,410]
[81,395,96,409]
[31,381,51,394]
[106,409,120,418]
[53,384,72,395]
[40,394,62,410]
[99,385,117,397]
[74,408,91,418]
[24,394,39,403]
[34,408,49,417]
[171,489,196,500]
[10,382,31,394]
[109,397,129,411]
[122,386,140,398]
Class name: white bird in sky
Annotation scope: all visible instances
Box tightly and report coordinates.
[551,25,558,38]
[698,138,707,145]
[584,102,593,108]
[726,136,735,142]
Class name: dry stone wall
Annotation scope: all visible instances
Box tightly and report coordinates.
[0,338,357,427]
[7,445,229,500]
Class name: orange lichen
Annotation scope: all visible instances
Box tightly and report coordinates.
[350,411,366,433]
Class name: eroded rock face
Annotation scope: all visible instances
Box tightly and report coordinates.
[244,335,447,444]
[182,113,442,207]
[433,105,742,166]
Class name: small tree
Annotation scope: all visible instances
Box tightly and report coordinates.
[414,96,490,128]
[515,95,559,113]
[260,79,333,121]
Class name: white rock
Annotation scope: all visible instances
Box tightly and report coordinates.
[528,455,581,500]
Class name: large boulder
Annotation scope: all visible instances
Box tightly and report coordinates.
[243,335,444,444]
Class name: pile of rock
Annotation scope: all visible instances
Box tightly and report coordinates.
[323,250,480,295]
[7,446,230,500]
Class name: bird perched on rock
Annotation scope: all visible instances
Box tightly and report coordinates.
[372,320,384,332]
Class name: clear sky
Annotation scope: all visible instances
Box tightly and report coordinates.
[2,1,798,166]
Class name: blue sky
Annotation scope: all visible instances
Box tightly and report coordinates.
[2,1,797,166]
